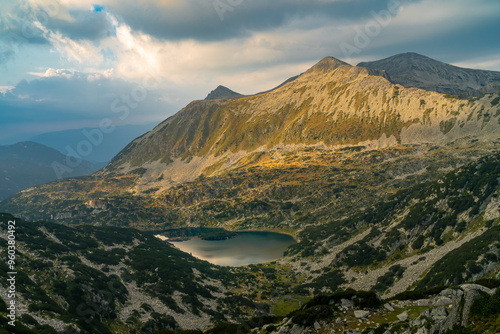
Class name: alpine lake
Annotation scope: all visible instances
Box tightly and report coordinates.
[155,228,297,266]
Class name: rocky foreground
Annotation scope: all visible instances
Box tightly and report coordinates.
[250,284,499,334]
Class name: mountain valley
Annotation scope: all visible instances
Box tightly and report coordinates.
[1,54,500,333]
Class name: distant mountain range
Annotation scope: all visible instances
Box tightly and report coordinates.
[29,122,157,163]
[358,52,500,96]
[0,141,104,200]
[0,123,156,200]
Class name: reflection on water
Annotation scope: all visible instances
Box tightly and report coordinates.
[170,231,296,266]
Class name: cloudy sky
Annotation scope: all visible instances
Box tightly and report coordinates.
[1,0,500,144]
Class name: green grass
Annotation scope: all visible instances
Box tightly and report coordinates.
[271,296,309,316]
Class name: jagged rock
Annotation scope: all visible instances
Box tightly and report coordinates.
[415,299,431,306]
[277,318,294,334]
[411,317,427,327]
[441,298,462,333]
[416,327,428,334]
[341,298,354,308]
[313,321,321,331]
[354,310,370,318]
[290,324,304,334]
[439,288,463,298]
[461,288,482,326]
[433,296,453,306]
[397,310,409,321]
[430,306,448,321]
[277,325,289,334]
[384,303,395,311]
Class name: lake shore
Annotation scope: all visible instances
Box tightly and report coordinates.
[154,227,299,242]
[159,230,297,266]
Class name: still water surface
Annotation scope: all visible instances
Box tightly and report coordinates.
[171,231,296,266]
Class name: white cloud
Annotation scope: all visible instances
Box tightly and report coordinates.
[33,20,104,64]
[86,68,114,81]
[28,68,74,78]
[452,55,500,72]
[0,86,15,94]
[385,0,500,42]
[26,0,75,21]
[107,12,162,79]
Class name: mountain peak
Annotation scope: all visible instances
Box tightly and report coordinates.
[358,53,500,95]
[205,85,245,100]
[306,56,351,74]
[357,52,443,70]
[391,52,434,59]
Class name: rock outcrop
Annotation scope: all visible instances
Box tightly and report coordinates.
[266,284,497,334]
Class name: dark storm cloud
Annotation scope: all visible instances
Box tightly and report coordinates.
[0,0,380,49]
[351,7,500,68]
[46,10,114,41]
[0,4,48,64]
[0,2,111,56]
[107,0,417,42]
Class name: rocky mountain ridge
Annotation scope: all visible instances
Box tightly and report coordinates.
[204,85,246,100]
[2,55,500,228]
[358,52,500,96]
[107,55,499,181]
